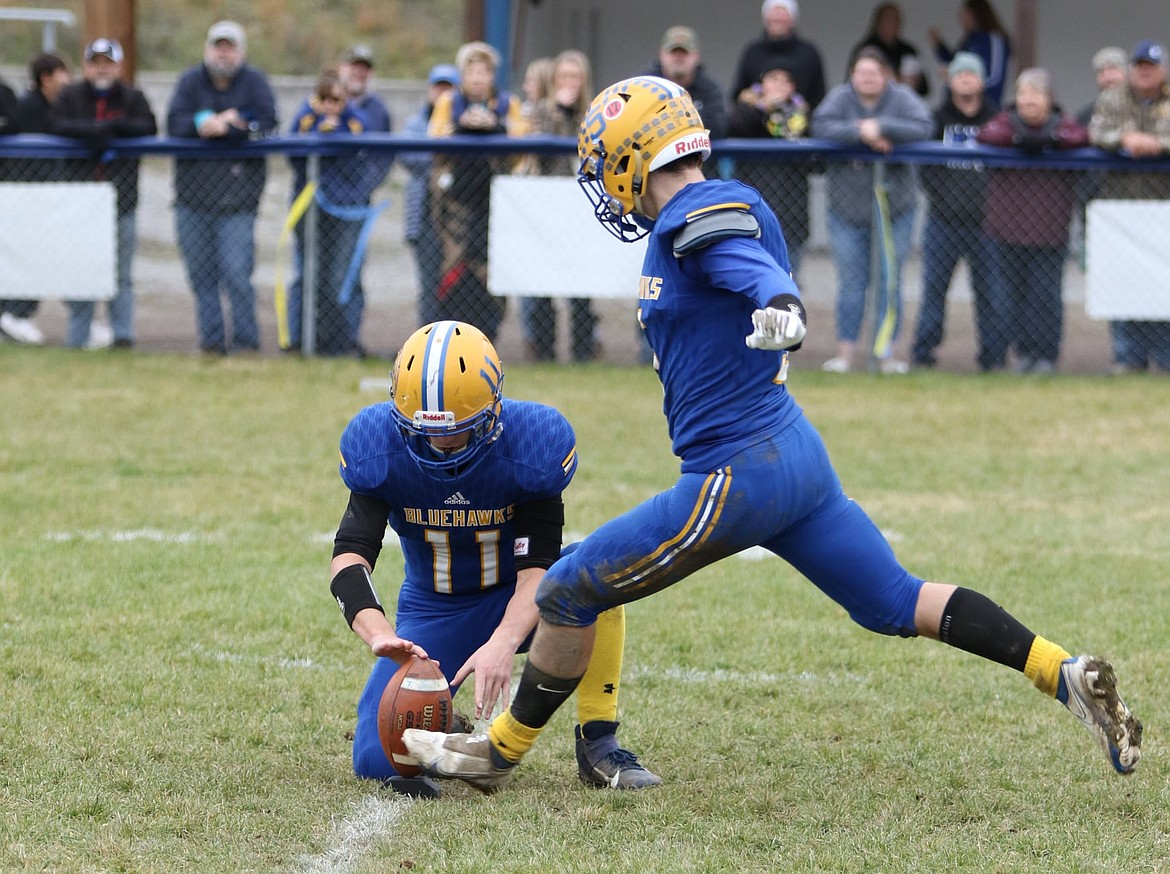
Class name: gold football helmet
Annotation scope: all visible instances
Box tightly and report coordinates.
[391,321,504,475]
[577,75,711,242]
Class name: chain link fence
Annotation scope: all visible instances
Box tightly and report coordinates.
[2,134,1168,373]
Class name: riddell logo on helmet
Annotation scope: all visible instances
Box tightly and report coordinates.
[417,410,451,424]
[673,133,710,156]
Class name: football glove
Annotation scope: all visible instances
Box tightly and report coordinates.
[745,301,806,351]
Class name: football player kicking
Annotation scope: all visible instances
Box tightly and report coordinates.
[329,320,659,790]
[403,76,1142,792]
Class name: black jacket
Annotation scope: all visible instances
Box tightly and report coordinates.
[730,33,827,110]
[0,79,18,135]
[49,80,158,213]
[166,63,278,211]
[920,93,998,227]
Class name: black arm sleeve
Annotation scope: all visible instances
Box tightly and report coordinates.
[332,492,390,569]
[763,293,807,351]
[512,496,565,571]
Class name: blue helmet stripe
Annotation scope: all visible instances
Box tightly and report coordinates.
[422,321,458,412]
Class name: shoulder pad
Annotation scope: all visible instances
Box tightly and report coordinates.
[672,207,760,257]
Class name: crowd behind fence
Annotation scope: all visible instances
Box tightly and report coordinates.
[2,133,1169,373]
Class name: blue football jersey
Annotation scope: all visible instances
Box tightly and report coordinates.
[639,178,805,472]
[338,398,578,596]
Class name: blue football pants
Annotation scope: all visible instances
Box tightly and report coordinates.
[536,413,924,638]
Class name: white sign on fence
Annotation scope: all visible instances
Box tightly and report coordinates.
[1086,200,1170,320]
[0,182,116,301]
[488,176,647,298]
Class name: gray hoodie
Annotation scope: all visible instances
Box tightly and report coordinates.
[812,81,932,223]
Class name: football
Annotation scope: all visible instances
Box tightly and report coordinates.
[377,656,453,777]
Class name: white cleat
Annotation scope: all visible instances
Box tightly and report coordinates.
[1057,655,1142,775]
[402,730,515,794]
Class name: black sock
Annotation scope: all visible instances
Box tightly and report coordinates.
[937,587,1035,672]
[510,659,582,729]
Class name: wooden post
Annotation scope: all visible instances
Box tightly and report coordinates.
[465,0,485,42]
[1013,0,1036,76]
[84,0,137,84]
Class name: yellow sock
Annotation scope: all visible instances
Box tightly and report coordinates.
[487,710,543,764]
[576,606,625,725]
[1023,636,1072,697]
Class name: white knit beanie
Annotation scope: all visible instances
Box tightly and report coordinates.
[762,0,800,24]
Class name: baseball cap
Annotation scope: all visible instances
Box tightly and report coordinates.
[1131,40,1166,66]
[428,63,460,87]
[207,20,246,50]
[948,51,986,80]
[85,38,123,64]
[343,44,374,67]
[661,25,699,53]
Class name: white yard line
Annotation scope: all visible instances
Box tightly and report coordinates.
[293,794,409,874]
[44,528,222,544]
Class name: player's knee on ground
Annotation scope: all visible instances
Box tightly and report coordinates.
[352,720,398,781]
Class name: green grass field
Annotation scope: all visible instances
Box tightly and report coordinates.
[2,347,1167,873]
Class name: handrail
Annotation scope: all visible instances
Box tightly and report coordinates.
[0,7,78,52]
[2,133,1170,172]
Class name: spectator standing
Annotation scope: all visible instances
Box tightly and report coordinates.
[2,57,70,345]
[929,0,1011,106]
[516,57,554,138]
[731,0,826,111]
[520,49,599,363]
[726,62,813,279]
[402,64,459,329]
[286,68,368,356]
[812,48,932,374]
[644,26,727,139]
[50,38,157,350]
[509,57,554,178]
[1089,40,1170,374]
[910,52,1004,371]
[427,41,521,341]
[166,21,278,355]
[336,44,394,356]
[849,3,929,98]
[0,76,24,342]
[0,77,16,134]
[1069,47,1127,271]
[1076,47,1127,127]
[978,68,1088,374]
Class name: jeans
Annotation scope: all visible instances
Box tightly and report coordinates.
[410,221,444,329]
[912,218,1007,370]
[520,297,598,361]
[175,206,259,352]
[67,212,136,347]
[828,209,914,345]
[287,210,363,355]
[1110,320,1170,370]
[995,241,1065,364]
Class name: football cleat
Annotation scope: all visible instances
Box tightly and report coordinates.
[575,721,662,789]
[402,730,515,794]
[1057,655,1142,775]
